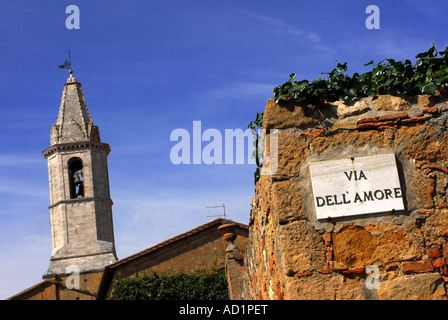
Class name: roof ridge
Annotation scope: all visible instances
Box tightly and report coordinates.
[6,280,51,300]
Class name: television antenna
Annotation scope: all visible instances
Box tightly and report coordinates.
[206,203,226,219]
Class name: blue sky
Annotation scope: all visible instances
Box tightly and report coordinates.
[0,0,447,299]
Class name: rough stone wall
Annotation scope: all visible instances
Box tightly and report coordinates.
[246,94,448,300]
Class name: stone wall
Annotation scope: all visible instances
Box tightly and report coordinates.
[246,93,448,300]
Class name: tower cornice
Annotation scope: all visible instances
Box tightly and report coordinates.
[42,141,111,159]
[48,197,113,209]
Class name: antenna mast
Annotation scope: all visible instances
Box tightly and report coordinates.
[206,203,226,219]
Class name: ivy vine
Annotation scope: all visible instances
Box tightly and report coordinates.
[248,112,263,184]
[273,43,448,105]
[249,43,448,185]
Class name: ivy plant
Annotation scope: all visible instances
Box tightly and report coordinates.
[273,43,448,105]
[248,112,263,184]
[250,43,448,184]
[108,269,229,300]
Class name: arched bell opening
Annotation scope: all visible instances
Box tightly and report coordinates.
[68,158,84,199]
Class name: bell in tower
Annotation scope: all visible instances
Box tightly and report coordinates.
[73,171,84,198]
[68,158,84,198]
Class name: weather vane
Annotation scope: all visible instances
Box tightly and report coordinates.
[58,50,72,71]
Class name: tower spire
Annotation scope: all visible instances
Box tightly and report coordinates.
[50,69,100,145]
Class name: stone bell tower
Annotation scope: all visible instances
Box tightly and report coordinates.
[42,70,117,278]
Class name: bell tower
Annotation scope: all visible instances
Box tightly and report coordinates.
[42,70,117,278]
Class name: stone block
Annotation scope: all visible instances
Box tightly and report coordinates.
[271,180,305,224]
[332,224,424,268]
[331,100,370,119]
[424,210,448,239]
[262,98,325,130]
[412,94,440,109]
[373,94,411,111]
[378,273,446,300]
[271,131,308,180]
[284,273,364,300]
[277,220,327,273]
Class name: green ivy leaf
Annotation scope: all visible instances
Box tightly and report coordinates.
[421,83,438,95]
[348,88,357,97]
[288,73,297,82]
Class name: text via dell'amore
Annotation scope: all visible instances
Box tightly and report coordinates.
[309,154,405,220]
[315,169,403,207]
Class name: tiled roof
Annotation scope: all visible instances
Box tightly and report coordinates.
[6,280,52,300]
[95,218,248,299]
[109,218,247,269]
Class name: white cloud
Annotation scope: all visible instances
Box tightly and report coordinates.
[0,154,42,167]
[0,234,50,300]
[0,180,48,198]
[241,10,321,43]
[203,81,274,101]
